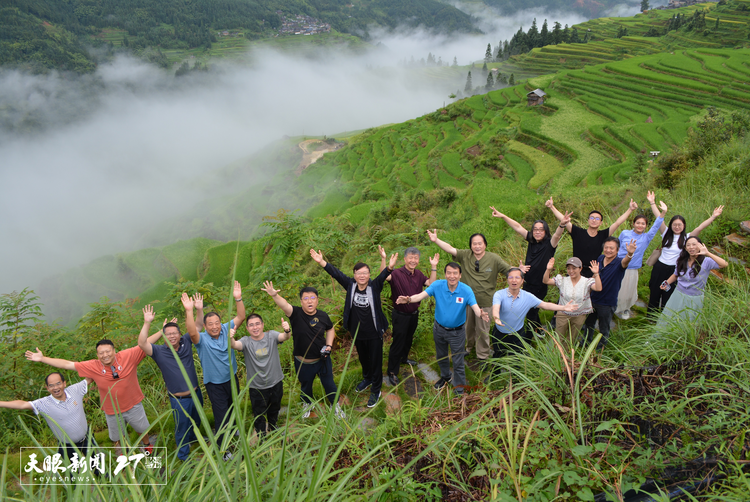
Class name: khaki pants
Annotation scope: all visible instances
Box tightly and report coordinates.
[465,306,492,359]
[554,312,587,353]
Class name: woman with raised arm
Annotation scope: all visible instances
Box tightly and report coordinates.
[613,194,667,319]
[647,194,724,315]
[491,205,570,334]
[656,236,728,327]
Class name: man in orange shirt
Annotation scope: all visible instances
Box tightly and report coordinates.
[25,315,166,453]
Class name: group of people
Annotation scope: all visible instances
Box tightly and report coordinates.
[0,192,728,465]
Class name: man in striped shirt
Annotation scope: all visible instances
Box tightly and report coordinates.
[0,372,96,460]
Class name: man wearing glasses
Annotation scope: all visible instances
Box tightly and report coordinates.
[427,229,512,361]
[0,372,96,462]
[546,197,638,278]
[309,248,397,408]
[25,325,165,454]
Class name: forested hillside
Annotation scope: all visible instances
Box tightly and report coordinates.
[0,0,477,72]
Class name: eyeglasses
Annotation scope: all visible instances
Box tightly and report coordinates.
[47,382,64,388]
[475,260,480,272]
[589,216,602,221]
[247,322,263,328]
[301,296,317,301]
[110,366,119,379]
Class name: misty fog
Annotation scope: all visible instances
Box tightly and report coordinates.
[0,3,633,297]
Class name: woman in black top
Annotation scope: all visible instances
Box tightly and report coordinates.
[491,206,570,333]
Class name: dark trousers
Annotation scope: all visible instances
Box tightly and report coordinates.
[248,380,283,436]
[205,375,239,447]
[584,304,615,350]
[169,391,203,461]
[490,325,531,376]
[58,430,102,476]
[387,310,419,376]
[355,336,383,394]
[648,260,676,315]
[294,356,338,405]
[523,283,548,332]
[433,322,467,387]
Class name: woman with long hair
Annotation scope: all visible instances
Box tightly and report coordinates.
[656,236,728,326]
[647,197,724,315]
[491,206,570,334]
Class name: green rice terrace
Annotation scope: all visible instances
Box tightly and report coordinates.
[4,2,750,500]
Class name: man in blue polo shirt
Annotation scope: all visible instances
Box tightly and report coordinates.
[138,301,204,462]
[396,262,488,395]
[583,237,636,350]
[184,280,245,460]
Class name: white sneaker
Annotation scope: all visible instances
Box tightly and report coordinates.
[334,403,346,419]
[223,451,233,462]
[302,403,313,419]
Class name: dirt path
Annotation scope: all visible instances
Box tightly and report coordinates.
[296,139,341,173]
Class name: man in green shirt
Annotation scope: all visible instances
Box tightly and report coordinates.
[428,230,525,360]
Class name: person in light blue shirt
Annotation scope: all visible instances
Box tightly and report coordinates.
[396,262,489,395]
[491,268,579,357]
[615,194,668,319]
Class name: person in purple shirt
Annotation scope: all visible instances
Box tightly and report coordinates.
[614,195,667,319]
[378,246,438,386]
[657,236,728,327]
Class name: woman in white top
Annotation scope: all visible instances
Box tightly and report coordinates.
[646,195,723,315]
[543,257,602,351]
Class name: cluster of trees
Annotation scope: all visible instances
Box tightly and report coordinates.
[399,53,458,68]
[487,19,591,63]
[452,68,513,99]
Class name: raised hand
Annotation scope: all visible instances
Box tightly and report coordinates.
[429,253,440,267]
[261,281,280,297]
[712,205,724,218]
[658,201,668,215]
[377,245,387,260]
[518,261,531,274]
[143,305,155,324]
[310,248,325,265]
[562,300,579,312]
[25,347,44,362]
[545,197,554,208]
[697,243,710,256]
[388,252,399,270]
[233,280,242,301]
[426,229,438,243]
[192,293,204,310]
[281,318,290,332]
[629,198,639,211]
[546,258,555,270]
[181,292,194,310]
[229,328,236,338]
[561,211,573,227]
[626,239,637,255]
[646,191,656,205]
[490,206,504,218]
[589,260,600,275]
[162,317,177,327]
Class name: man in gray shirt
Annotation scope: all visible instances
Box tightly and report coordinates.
[230,313,291,438]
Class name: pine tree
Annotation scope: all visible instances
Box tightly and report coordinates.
[509,73,515,85]
[552,22,562,44]
[464,71,473,93]
[715,17,720,30]
[562,24,570,43]
[484,43,492,62]
[640,0,650,11]
[528,18,540,47]
[485,72,494,91]
[570,27,581,43]
[540,20,549,46]
[482,61,488,75]
[452,56,458,66]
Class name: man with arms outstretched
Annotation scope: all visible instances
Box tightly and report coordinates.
[310,248,396,408]
[396,262,490,395]
[138,299,204,462]
[183,281,245,460]
[378,245,438,386]
[427,229,514,361]
[261,281,345,419]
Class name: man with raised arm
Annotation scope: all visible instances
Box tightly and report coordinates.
[546,197,638,277]
[426,229,513,361]
[138,300,203,462]
[583,237,636,350]
[0,373,96,462]
[378,245,438,386]
[261,281,345,419]
[227,314,291,439]
[396,262,490,395]
[310,248,396,408]
[25,323,164,454]
[183,281,245,460]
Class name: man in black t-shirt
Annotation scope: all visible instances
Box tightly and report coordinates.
[546,197,638,278]
[262,281,345,420]
[310,249,397,409]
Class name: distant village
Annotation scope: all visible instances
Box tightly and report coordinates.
[276,12,331,36]
[655,0,701,9]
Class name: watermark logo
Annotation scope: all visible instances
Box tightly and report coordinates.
[21,447,167,485]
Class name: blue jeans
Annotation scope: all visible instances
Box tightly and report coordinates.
[294,357,338,405]
[169,391,204,461]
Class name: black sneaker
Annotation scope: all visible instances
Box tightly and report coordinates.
[355,380,371,393]
[366,391,381,408]
[434,374,452,390]
[402,359,418,366]
[388,373,399,386]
